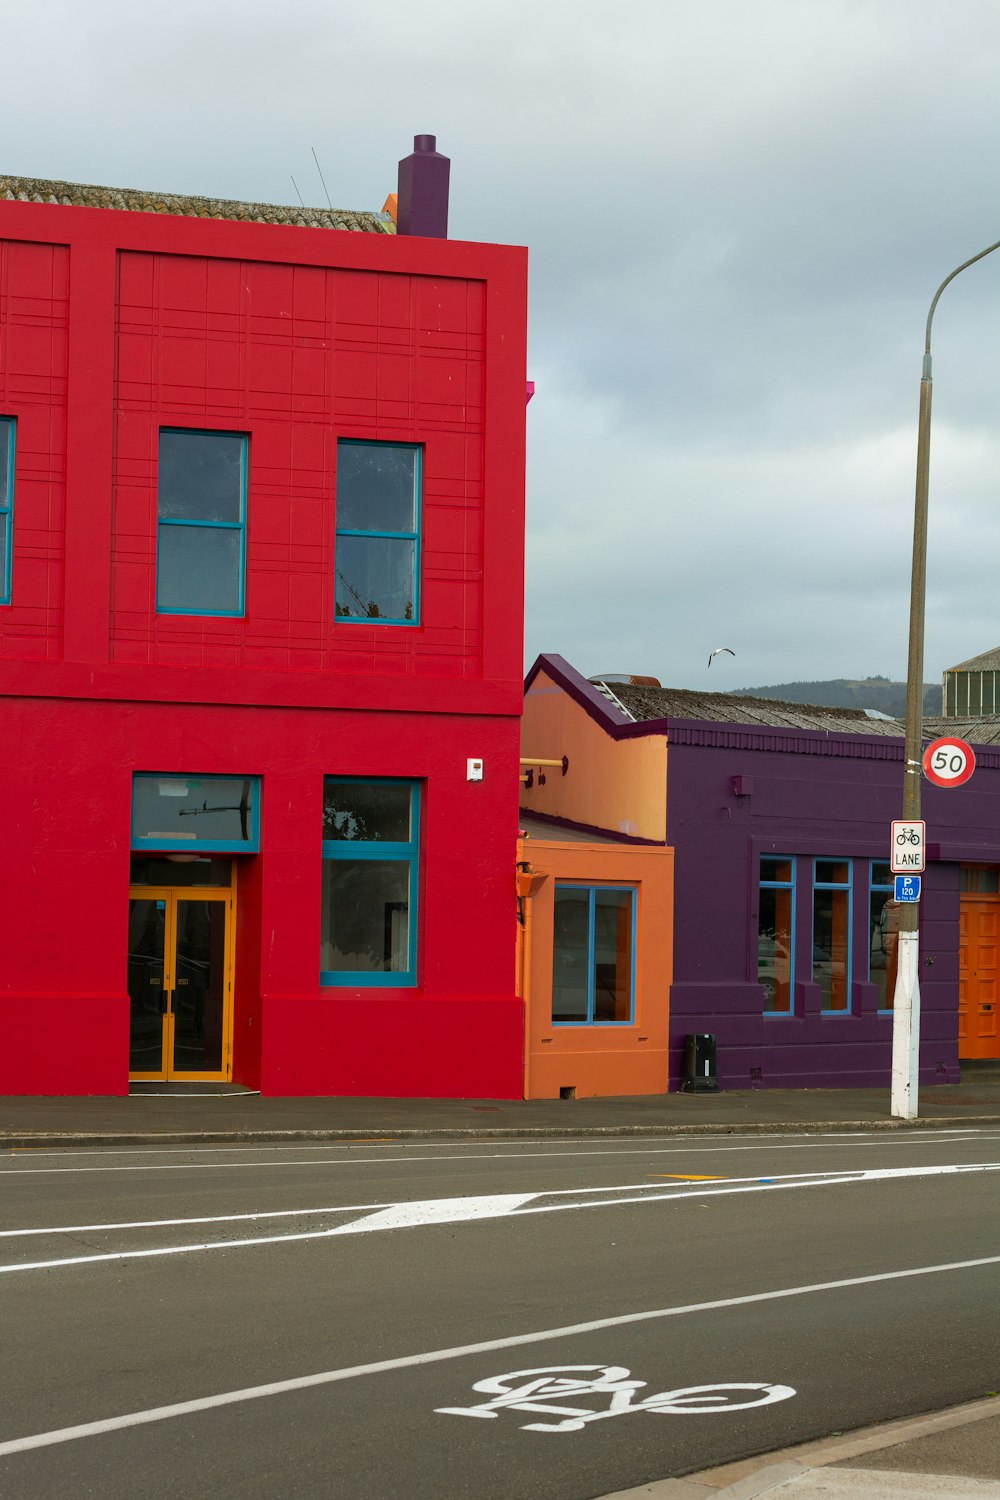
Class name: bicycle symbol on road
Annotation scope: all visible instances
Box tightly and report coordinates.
[435,1365,796,1433]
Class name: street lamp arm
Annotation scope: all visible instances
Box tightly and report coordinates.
[924,237,1000,359]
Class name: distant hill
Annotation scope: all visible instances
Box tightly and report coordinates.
[732,677,939,717]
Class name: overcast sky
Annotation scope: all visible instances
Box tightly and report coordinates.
[8,0,1000,689]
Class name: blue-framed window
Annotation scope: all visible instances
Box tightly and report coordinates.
[759,856,795,1015]
[0,417,14,604]
[814,859,852,1013]
[551,885,635,1025]
[334,440,420,624]
[131,774,260,852]
[869,860,897,1012]
[321,779,419,986]
[156,429,247,616]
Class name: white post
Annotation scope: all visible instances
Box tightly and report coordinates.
[891,929,921,1119]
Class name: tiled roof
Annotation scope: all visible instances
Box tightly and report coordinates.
[606,681,1000,746]
[610,682,904,735]
[0,175,394,234]
[944,646,1000,673]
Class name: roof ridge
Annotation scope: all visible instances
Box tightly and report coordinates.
[0,174,394,234]
[944,646,1000,672]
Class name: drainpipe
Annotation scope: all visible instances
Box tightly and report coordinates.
[517,871,533,1101]
[517,862,544,1100]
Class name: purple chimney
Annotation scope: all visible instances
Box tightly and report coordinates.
[396,135,450,238]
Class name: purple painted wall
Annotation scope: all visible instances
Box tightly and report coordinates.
[663,723,977,1090]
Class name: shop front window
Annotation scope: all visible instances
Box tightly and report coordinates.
[814,860,851,1012]
[759,857,794,1014]
[869,861,898,1011]
[320,779,419,986]
[551,885,635,1025]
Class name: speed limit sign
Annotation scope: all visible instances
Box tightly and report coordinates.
[923,736,976,789]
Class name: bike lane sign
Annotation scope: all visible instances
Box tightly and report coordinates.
[891,820,925,873]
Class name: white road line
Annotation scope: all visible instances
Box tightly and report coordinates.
[2,1162,997,1273]
[0,1202,389,1239]
[2,1252,1000,1459]
[3,1134,997,1176]
[5,1159,997,1241]
[5,1161,998,1242]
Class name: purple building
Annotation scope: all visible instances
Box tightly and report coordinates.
[521,654,1000,1092]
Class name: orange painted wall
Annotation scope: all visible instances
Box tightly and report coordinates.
[517,836,674,1098]
[520,670,666,839]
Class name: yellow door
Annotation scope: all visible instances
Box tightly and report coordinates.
[127,887,235,1081]
[959,897,1000,1060]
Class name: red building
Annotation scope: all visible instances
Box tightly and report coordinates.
[0,142,528,1097]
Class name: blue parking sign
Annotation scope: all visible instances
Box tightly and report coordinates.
[894,875,921,902]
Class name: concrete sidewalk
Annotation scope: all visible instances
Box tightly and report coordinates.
[3,1072,1000,1146]
[604,1397,1000,1498]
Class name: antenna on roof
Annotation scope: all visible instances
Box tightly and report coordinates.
[310,147,333,210]
[290,175,305,207]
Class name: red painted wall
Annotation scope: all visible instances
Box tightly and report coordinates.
[0,239,69,660]
[0,697,523,1097]
[112,253,491,679]
[0,197,527,1097]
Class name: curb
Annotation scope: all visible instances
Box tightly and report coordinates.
[598,1392,1000,1497]
[2,1115,1000,1149]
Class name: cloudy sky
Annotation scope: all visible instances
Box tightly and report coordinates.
[8,0,1000,689]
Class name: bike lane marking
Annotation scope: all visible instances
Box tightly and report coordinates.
[2,1252,1000,1459]
[435,1366,797,1431]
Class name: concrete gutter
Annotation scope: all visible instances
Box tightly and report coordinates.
[4,1116,1000,1149]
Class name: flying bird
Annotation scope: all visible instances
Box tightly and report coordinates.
[708,647,735,668]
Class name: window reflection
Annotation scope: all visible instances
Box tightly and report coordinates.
[759,856,794,1015]
[320,779,418,986]
[156,429,246,616]
[334,441,420,624]
[551,886,634,1025]
[131,775,258,851]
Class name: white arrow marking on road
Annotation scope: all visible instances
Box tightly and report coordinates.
[325,1192,537,1232]
[1,1162,999,1273]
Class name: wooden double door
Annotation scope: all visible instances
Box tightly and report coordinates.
[959,896,1000,1059]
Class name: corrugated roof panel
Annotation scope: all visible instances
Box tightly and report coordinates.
[605,681,1000,746]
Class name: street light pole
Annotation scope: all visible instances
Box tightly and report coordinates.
[891,236,1000,1120]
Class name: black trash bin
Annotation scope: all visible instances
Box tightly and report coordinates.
[681,1032,718,1092]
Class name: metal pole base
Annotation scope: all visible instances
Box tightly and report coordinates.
[890,929,921,1119]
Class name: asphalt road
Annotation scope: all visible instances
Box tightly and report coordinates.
[2,1128,999,1499]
